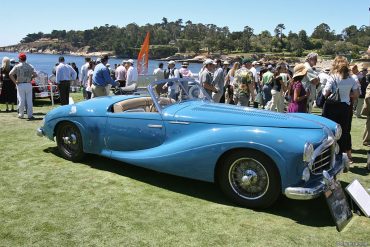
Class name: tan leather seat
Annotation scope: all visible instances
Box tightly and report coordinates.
[113,97,154,113]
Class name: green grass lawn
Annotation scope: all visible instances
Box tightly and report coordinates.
[0,94,369,247]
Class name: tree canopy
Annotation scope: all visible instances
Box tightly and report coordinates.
[20,19,370,58]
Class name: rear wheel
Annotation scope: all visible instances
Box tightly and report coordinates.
[218,150,281,208]
[56,122,85,162]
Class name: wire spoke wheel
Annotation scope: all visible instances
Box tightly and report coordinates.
[229,158,269,200]
[56,122,85,161]
[218,150,280,208]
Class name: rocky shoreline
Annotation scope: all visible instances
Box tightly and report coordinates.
[0,42,337,68]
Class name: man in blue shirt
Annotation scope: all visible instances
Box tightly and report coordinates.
[92,55,119,97]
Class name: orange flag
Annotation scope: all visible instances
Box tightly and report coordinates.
[137,32,150,75]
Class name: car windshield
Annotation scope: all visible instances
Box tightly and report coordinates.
[148,78,212,111]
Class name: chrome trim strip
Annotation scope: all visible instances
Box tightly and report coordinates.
[169,121,190,125]
[147,124,163,128]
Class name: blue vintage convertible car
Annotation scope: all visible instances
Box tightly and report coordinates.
[37,79,343,208]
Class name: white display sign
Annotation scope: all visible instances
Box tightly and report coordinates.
[345,179,370,217]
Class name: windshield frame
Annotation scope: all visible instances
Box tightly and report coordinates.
[147,78,212,114]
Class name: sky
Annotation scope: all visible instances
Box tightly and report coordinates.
[1,0,369,46]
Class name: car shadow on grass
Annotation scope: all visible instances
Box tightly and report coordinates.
[44,147,345,228]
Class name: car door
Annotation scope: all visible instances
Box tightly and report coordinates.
[106,111,165,151]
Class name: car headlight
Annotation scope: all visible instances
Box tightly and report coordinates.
[303,142,314,162]
[334,124,342,141]
[302,167,310,182]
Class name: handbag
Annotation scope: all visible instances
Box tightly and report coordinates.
[325,76,341,105]
[316,90,325,108]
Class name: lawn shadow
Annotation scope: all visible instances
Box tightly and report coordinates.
[43,147,349,228]
[349,165,370,176]
[352,149,369,155]
[33,112,46,116]
[263,180,352,228]
[43,148,233,207]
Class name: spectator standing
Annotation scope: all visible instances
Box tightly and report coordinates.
[0,57,17,112]
[163,60,181,99]
[287,64,309,113]
[199,59,217,98]
[80,57,91,99]
[322,56,359,166]
[55,56,77,105]
[225,62,240,104]
[251,61,261,108]
[91,55,118,97]
[261,65,274,108]
[360,81,370,170]
[85,60,96,99]
[9,53,37,119]
[219,61,231,103]
[234,58,254,106]
[354,65,369,118]
[115,60,127,87]
[179,61,193,78]
[212,59,224,103]
[153,62,165,95]
[121,59,138,93]
[302,53,320,113]
[153,62,165,81]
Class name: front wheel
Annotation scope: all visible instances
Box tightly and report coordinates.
[217,150,281,208]
[56,122,85,162]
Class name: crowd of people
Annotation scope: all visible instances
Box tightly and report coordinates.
[1,52,369,170]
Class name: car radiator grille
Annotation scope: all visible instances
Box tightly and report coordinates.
[311,146,332,174]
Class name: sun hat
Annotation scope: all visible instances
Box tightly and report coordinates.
[127,59,134,64]
[18,53,26,61]
[168,60,176,65]
[182,61,189,67]
[122,59,127,64]
[292,64,308,78]
[223,60,230,65]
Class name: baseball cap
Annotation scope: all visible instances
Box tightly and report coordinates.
[204,59,215,65]
[127,59,134,64]
[18,53,26,60]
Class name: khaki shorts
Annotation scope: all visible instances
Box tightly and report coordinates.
[92,84,108,98]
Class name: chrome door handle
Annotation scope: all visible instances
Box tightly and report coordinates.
[148,124,163,128]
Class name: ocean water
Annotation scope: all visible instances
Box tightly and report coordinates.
[0,52,203,76]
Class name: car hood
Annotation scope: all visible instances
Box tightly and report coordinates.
[170,102,326,129]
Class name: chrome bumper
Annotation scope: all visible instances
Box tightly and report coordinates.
[284,155,344,200]
[36,127,44,137]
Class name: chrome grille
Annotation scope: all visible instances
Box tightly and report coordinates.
[311,146,333,174]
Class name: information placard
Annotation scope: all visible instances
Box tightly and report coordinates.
[324,180,353,232]
[345,179,370,217]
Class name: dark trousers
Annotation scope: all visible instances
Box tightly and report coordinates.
[322,102,351,153]
[58,81,70,105]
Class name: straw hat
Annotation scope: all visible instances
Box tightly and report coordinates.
[293,64,308,78]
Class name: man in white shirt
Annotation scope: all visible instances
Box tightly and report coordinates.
[121,59,138,92]
[115,60,127,87]
[55,56,77,105]
[153,62,165,95]
[80,57,90,99]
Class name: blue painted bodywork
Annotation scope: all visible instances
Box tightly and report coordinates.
[40,81,340,194]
